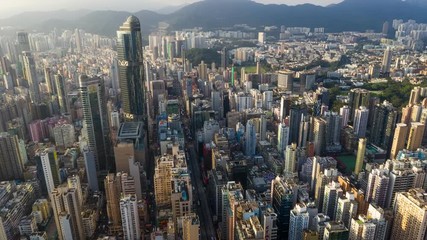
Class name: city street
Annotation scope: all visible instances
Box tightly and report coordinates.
[187,145,216,240]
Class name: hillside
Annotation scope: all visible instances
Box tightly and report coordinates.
[0,0,426,36]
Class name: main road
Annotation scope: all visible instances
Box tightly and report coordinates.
[187,144,216,240]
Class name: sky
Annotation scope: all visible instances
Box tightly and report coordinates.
[0,0,343,18]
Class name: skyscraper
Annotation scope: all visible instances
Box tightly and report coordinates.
[104,173,122,233]
[51,186,85,240]
[36,147,61,196]
[353,106,369,138]
[79,75,109,172]
[55,74,68,114]
[22,51,40,103]
[406,122,425,151]
[271,177,294,239]
[322,181,343,220]
[75,29,83,53]
[370,101,397,151]
[17,32,31,53]
[221,47,228,71]
[381,47,392,75]
[289,104,307,144]
[289,203,309,240]
[349,215,377,240]
[390,189,427,240]
[245,119,257,156]
[120,195,140,240]
[354,138,367,175]
[324,111,342,153]
[277,122,290,156]
[117,16,145,121]
[0,132,24,181]
[313,117,326,156]
[390,123,408,159]
[340,105,350,127]
[348,88,370,122]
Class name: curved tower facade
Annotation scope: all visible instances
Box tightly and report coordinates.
[117,16,145,121]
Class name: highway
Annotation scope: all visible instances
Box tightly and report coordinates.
[187,144,216,240]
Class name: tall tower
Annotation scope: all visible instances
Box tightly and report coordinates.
[22,51,40,103]
[120,195,140,240]
[44,67,54,94]
[353,106,369,138]
[117,16,145,121]
[277,122,290,156]
[370,101,397,151]
[289,203,309,240]
[221,47,228,71]
[55,74,68,114]
[79,75,109,172]
[340,105,350,127]
[354,138,367,175]
[75,29,83,53]
[390,123,408,159]
[390,189,427,240]
[17,32,31,53]
[245,119,257,156]
[104,173,122,233]
[0,132,24,181]
[406,122,425,151]
[348,88,370,122]
[381,48,392,75]
[37,147,61,196]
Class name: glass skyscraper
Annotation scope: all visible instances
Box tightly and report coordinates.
[117,16,145,121]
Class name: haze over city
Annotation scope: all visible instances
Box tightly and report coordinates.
[1,0,427,239]
[0,0,342,18]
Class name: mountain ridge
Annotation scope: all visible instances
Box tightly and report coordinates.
[0,0,426,36]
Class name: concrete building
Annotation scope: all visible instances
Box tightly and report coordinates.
[390,189,427,240]
[0,132,24,181]
[406,122,425,151]
[181,213,200,240]
[390,123,408,159]
[120,195,140,240]
[349,215,376,240]
[289,203,309,240]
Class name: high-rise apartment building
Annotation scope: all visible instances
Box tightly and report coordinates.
[366,169,389,208]
[289,203,309,240]
[104,173,122,233]
[349,88,370,122]
[54,74,68,114]
[323,221,349,240]
[349,215,377,240]
[22,51,40,103]
[79,75,109,172]
[277,122,290,156]
[406,122,425,151]
[354,138,367,175]
[245,119,257,156]
[0,132,24,181]
[271,177,295,239]
[181,213,200,240]
[390,123,409,159]
[36,147,61,196]
[117,16,145,121]
[336,192,358,228]
[370,101,397,151]
[313,117,326,156]
[390,189,427,240]
[51,186,85,240]
[120,195,140,240]
[353,107,369,138]
[323,181,343,220]
[381,48,392,74]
